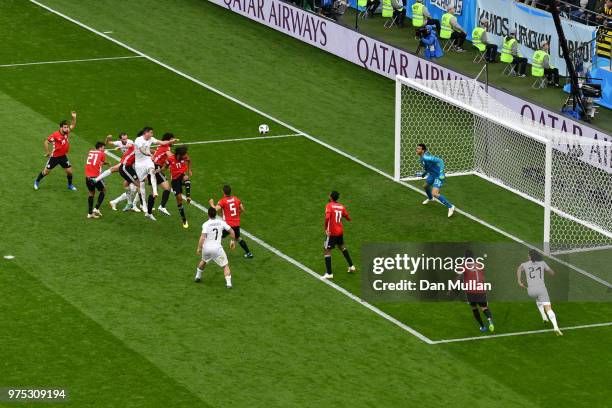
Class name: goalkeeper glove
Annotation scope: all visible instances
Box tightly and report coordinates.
[438,174,445,180]
[416,171,427,178]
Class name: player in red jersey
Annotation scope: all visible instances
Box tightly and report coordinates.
[459,249,494,333]
[34,111,77,191]
[150,133,175,216]
[165,145,191,228]
[84,142,107,219]
[323,190,355,279]
[209,184,253,258]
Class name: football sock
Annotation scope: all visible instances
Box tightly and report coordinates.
[88,196,94,214]
[536,302,548,321]
[195,268,203,280]
[185,180,191,197]
[472,308,484,327]
[482,307,493,320]
[161,189,170,207]
[147,194,155,215]
[238,239,250,254]
[36,172,46,182]
[178,205,186,221]
[342,248,354,266]
[437,195,452,208]
[325,255,332,274]
[67,174,73,185]
[225,275,232,287]
[96,192,105,209]
[96,169,112,182]
[113,192,128,204]
[546,309,559,330]
[139,182,147,212]
[424,186,433,200]
[150,170,158,196]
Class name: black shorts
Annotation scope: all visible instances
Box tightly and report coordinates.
[119,164,137,184]
[171,174,184,196]
[324,235,344,249]
[85,177,105,192]
[467,293,488,306]
[148,165,167,185]
[46,155,71,169]
[222,226,241,240]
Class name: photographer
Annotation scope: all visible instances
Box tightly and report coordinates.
[411,0,441,33]
[419,25,443,59]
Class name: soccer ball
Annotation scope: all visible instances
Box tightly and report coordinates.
[258,124,269,134]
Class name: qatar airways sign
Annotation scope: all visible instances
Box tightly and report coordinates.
[210,0,610,166]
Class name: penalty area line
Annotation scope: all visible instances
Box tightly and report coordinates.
[0,55,144,68]
[182,133,303,146]
[431,321,612,344]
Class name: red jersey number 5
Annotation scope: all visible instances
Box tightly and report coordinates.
[229,202,238,217]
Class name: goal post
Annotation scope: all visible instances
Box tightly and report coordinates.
[394,75,612,254]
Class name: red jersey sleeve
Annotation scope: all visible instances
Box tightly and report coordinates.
[343,206,351,222]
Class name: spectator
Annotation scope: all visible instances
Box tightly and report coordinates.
[500,29,528,77]
[596,0,612,24]
[440,6,467,52]
[392,0,406,27]
[472,18,498,62]
[366,0,380,17]
[420,25,443,59]
[411,0,441,33]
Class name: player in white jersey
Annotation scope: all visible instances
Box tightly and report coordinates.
[133,127,175,220]
[516,249,562,336]
[195,207,236,288]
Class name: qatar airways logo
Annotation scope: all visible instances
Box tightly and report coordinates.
[224,0,327,46]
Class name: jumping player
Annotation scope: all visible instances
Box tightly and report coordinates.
[151,133,175,217]
[84,142,107,219]
[461,250,494,333]
[516,249,563,336]
[133,127,175,221]
[416,143,455,217]
[209,185,253,258]
[166,145,191,228]
[322,190,355,279]
[195,207,236,288]
[34,111,77,191]
[105,142,141,212]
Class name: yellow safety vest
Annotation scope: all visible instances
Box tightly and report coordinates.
[382,0,393,18]
[472,27,486,52]
[358,0,367,7]
[532,50,547,77]
[412,3,424,27]
[440,13,453,39]
[500,38,516,63]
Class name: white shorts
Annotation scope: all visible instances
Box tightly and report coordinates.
[135,160,154,181]
[202,246,228,267]
[527,286,550,304]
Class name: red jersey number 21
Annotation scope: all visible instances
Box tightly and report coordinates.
[86,152,98,166]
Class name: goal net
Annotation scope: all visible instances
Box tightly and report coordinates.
[394,76,612,254]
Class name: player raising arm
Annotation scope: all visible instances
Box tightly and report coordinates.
[516,249,562,336]
[94,133,133,182]
[34,111,77,191]
[209,185,253,258]
[416,143,455,217]
[166,145,191,228]
[195,207,236,288]
[322,190,355,279]
[84,142,107,219]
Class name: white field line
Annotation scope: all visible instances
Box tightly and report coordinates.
[0,55,143,68]
[104,148,612,344]
[431,321,612,344]
[29,0,612,290]
[31,1,612,340]
[181,133,302,145]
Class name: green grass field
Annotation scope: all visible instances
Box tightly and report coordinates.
[0,1,610,407]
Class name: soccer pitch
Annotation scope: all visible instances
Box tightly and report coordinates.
[0,0,610,406]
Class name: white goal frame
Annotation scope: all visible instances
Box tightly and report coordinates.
[394,75,612,254]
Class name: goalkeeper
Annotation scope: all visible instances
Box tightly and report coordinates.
[416,143,455,217]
